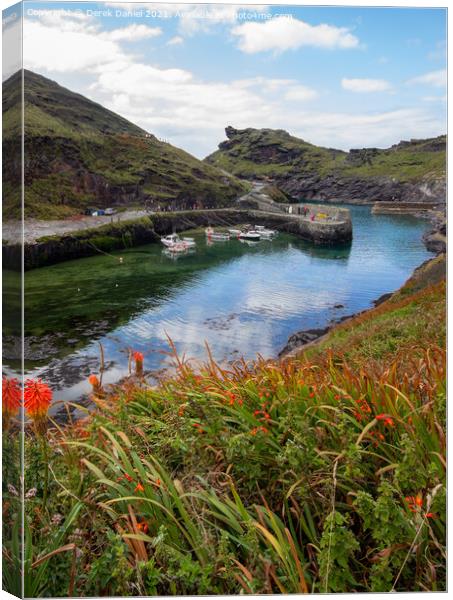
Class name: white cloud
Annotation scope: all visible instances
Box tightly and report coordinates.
[232,77,293,91]
[232,17,360,54]
[102,24,162,42]
[38,8,95,32]
[284,85,318,101]
[232,77,317,101]
[22,7,445,159]
[24,20,125,73]
[167,36,184,46]
[23,10,160,74]
[422,95,446,103]
[407,69,446,88]
[105,3,269,35]
[285,107,445,155]
[341,78,392,93]
[2,11,22,80]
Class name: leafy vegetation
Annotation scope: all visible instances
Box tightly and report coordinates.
[2,256,445,596]
[2,71,247,219]
[206,127,446,184]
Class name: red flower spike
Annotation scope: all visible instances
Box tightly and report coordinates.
[88,374,102,394]
[2,377,21,419]
[24,379,52,421]
[132,351,144,376]
[134,482,145,493]
[136,521,149,533]
[376,414,395,427]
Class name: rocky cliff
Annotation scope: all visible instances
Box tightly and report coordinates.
[206,127,446,205]
[2,71,247,220]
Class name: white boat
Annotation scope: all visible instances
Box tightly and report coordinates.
[161,233,196,248]
[162,246,195,259]
[238,230,260,241]
[205,227,230,241]
[181,236,196,247]
[255,225,277,238]
[228,228,242,236]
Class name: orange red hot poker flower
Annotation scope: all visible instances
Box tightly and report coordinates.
[405,494,436,519]
[2,377,21,430]
[2,377,21,418]
[376,414,395,427]
[88,374,103,395]
[24,379,52,421]
[88,374,100,387]
[132,351,144,376]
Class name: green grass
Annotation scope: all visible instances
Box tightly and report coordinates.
[2,258,445,596]
[2,70,248,220]
[309,282,445,364]
[206,128,446,184]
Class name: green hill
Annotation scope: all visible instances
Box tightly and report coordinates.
[206,126,446,204]
[2,71,247,219]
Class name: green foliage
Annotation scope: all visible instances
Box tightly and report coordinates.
[19,269,446,595]
[355,481,413,547]
[206,127,445,185]
[86,532,134,596]
[319,511,360,592]
[3,70,247,220]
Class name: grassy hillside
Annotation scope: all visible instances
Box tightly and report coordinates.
[207,127,446,183]
[2,71,247,219]
[7,256,445,596]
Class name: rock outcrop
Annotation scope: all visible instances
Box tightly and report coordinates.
[278,328,330,357]
[423,217,447,254]
[206,127,446,206]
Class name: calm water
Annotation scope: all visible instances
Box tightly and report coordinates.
[6,205,432,412]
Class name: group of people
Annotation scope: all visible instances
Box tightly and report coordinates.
[287,205,315,220]
[286,205,332,222]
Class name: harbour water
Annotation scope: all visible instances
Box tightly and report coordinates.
[4,205,431,412]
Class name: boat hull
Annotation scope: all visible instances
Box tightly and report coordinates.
[239,233,260,241]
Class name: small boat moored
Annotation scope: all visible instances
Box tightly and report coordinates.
[238,230,261,241]
[162,245,195,259]
[161,233,196,249]
[255,225,277,238]
[205,227,231,241]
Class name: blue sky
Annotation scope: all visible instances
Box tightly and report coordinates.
[3,2,447,156]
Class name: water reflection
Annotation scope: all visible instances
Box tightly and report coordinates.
[4,206,430,408]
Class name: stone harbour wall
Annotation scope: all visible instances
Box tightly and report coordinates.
[3,207,353,271]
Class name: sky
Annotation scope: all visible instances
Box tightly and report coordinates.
[2,1,447,157]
